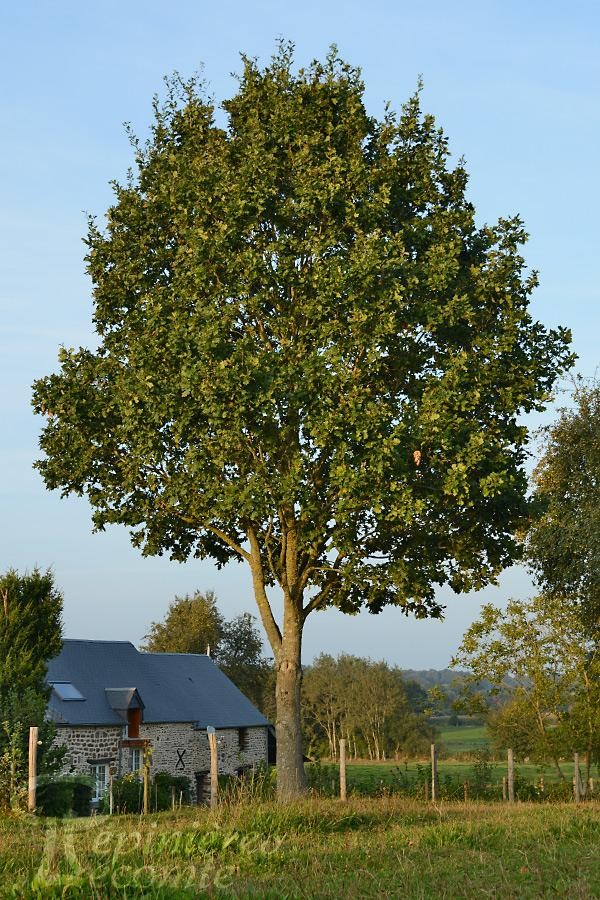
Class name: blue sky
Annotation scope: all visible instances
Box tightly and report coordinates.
[1,1,598,668]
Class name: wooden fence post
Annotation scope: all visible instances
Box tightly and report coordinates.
[507,749,515,803]
[339,738,347,801]
[143,760,149,814]
[463,781,469,803]
[502,776,507,801]
[574,752,581,803]
[28,726,38,813]
[208,726,218,810]
[430,743,438,802]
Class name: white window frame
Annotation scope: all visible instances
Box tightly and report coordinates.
[90,763,108,801]
[130,747,142,775]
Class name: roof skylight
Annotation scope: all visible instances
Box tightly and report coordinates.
[50,682,85,701]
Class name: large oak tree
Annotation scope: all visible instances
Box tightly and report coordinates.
[33,45,572,797]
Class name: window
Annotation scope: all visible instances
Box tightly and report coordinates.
[130,748,142,775]
[90,764,108,801]
[50,682,85,701]
[238,728,248,753]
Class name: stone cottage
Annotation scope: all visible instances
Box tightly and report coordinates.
[46,639,270,803]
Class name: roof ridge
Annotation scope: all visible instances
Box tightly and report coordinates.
[62,639,137,646]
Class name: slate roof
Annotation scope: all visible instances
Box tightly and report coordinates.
[46,639,269,729]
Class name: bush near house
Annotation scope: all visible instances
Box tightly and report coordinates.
[36,776,94,818]
[101,772,191,815]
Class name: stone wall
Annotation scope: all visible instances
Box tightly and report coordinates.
[55,726,123,774]
[54,723,269,803]
[141,723,268,801]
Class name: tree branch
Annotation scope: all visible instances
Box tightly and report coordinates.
[247,525,283,653]
[155,499,251,562]
[302,553,346,619]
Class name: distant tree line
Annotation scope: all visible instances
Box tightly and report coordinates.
[301,654,433,761]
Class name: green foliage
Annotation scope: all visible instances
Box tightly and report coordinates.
[31,43,572,793]
[152,771,191,810]
[32,46,571,616]
[527,382,600,638]
[305,760,340,797]
[141,590,223,654]
[218,762,276,804]
[102,773,143,814]
[141,591,272,711]
[303,759,581,803]
[469,749,496,794]
[452,594,600,775]
[0,570,64,810]
[35,778,74,818]
[33,775,94,817]
[0,569,62,696]
[302,653,434,760]
[102,771,191,815]
[0,692,65,812]
[72,778,94,817]
[0,569,64,808]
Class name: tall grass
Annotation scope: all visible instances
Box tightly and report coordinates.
[0,796,598,897]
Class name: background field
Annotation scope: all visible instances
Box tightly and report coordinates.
[315,760,578,803]
[438,724,490,755]
[1,798,598,897]
[312,724,583,800]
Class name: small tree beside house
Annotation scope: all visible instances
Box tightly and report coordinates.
[0,569,64,810]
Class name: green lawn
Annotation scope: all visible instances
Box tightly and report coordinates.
[1,798,599,897]
[438,724,490,754]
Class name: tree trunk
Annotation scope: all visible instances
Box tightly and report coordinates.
[551,755,564,780]
[275,619,307,800]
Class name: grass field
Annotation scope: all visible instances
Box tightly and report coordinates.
[1,797,599,897]
[312,759,580,802]
[438,724,490,755]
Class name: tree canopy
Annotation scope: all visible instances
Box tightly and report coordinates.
[141,590,223,655]
[0,568,63,697]
[527,383,600,638]
[452,595,600,779]
[32,44,572,796]
[141,590,271,710]
[0,569,64,809]
[302,653,432,761]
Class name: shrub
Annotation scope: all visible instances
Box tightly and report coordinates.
[102,773,143,814]
[36,777,74,817]
[102,771,191,814]
[544,780,575,802]
[72,777,94,816]
[152,771,191,810]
